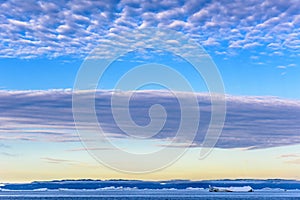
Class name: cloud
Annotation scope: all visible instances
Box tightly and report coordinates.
[277,64,297,70]
[41,156,99,168]
[0,90,300,150]
[0,143,10,149]
[280,154,300,158]
[41,157,74,164]
[0,152,17,157]
[41,157,89,166]
[279,154,300,165]
[202,37,220,46]
[0,0,299,58]
[67,147,118,152]
[0,89,77,142]
[277,65,287,69]
[0,144,17,157]
[286,159,300,165]
[288,64,297,67]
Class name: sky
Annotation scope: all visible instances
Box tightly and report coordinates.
[0,0,300,182]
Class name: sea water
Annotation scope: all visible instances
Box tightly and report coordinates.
[0,189,300,199]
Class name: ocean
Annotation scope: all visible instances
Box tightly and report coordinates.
[1,190,300,200]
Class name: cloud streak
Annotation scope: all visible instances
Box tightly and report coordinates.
[0,90,300,150]
[41,156,94,167]
[279,154,300,165]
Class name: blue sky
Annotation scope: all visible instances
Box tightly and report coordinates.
[0,0,300,182]
[0,53,299,98]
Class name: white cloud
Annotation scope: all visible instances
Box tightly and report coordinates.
[203,37,220,46]
[0,0,299,58]
[277,65,287,69]
[288,63,296,67]
[243,42,262,49]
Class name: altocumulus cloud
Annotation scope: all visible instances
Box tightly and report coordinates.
[0,90,299,149]
[0,0,299,58]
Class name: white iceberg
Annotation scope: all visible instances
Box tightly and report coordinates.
[209,185,253,192]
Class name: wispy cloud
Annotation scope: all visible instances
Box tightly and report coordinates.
[66,147,118,152]
[279,154,300,165]
[0,143,16,157]
[286,159,300,165]
[41,156,98,168]
[0,90,300,150]
[0,0,299,58]
[0,143,10,149]
[280,154,300,158]
[277,65,287,69]
[0,152,17,157]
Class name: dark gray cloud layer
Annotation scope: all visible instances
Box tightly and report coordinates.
[0,90,300,149]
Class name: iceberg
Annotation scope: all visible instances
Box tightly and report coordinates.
[209,185,253,192]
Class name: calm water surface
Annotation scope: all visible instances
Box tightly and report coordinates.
[1,190,300,199]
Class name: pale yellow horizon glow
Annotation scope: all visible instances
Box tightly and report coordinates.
[1,140,300,183]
